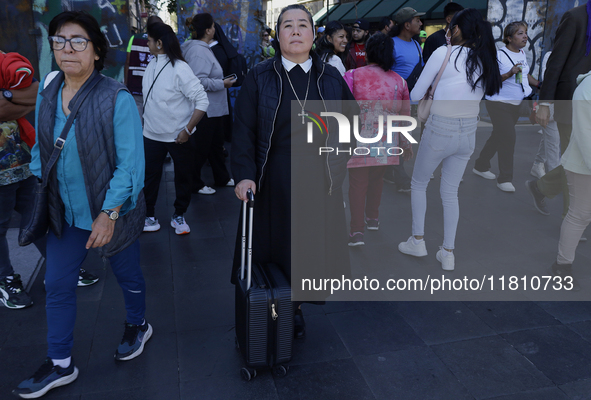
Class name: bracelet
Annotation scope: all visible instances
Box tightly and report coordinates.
[184,126,193,136]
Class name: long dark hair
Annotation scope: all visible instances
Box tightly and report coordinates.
[449,8,501,96]
[314,21,346,62]
[147,22,185,67]
[366,33,394,71]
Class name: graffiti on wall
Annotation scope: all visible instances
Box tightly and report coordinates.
[487,0,547,79]
[177,0,265,71]
[32,0,131,80]
[544,0,579,52]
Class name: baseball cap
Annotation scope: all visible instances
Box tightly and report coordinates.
[317,26,325,33]
[352,19,370,31]
[394,7,425,24]
[419,30,427,38]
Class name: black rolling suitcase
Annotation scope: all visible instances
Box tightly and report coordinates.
[235,190,293,380]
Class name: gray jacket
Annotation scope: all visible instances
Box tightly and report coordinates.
[37,70,145,258]
[181,40,229,118]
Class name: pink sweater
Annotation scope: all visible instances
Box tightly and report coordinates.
[344,65,411,168]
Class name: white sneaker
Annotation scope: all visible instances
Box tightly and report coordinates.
[398,236,427,257]
[497,182,516,192]
[530,162,545,179]
[143,217,160,232]
[472,168,496,180]
[226,179,235,187]
[171,215,190,235]
[436,247,455,271]
[198,186,216,195]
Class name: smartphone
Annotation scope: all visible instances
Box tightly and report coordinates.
[224,73,237,80]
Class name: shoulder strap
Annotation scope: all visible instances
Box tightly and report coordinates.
[43,71,60,89]
[499,49,525,93]
[430,45,452,94]
[143,60,171,110]
[412,39,423,68]
[41,72,103,186]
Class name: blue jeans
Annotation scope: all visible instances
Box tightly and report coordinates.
[411,115,478,250]
[45,222,145,359]
[0,176,46,280]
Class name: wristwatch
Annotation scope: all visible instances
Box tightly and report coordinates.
[101,209,119,221]
[1,89,13,102]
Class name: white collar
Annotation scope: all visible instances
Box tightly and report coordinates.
[281,56,312,73]
[209,40,218,48]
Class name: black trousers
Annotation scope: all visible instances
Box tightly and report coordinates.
[190,115,230,189]
[143,136,192,217]
[474,101,521,183]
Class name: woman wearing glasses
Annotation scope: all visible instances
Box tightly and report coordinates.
[15,11,149,398]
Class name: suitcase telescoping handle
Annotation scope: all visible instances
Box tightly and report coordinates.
[240,189,255,290]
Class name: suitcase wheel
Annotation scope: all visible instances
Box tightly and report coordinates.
[241,367,257,381]
[273,365,289,377]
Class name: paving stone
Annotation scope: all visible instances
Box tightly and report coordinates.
[484,387,568,400]
[174,287,235,332]
[464,302,561,334]
[79,333,178,393]
[536,302,591,324]
[355,346,473,400]
[181,374,279,400]
[81,384,180,400]
[502,326,591,385]
[558,378,591,400]
[273,359,375,400]
[327,308,424,356]
[291,313,350,366]
[177,325,242,381]
[567,320,591,343]
[397,302,495,345]
[431,336,552,399]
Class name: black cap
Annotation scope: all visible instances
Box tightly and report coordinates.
[353,19,370,31]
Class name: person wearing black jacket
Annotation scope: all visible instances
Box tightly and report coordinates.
[231,4,356,339]
[422,2,464,63]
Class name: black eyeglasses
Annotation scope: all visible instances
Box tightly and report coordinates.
[48,36,90,52]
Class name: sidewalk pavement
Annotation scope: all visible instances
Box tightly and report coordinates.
[1,125,591,399]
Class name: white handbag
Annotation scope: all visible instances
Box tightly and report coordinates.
[417,45,452,123]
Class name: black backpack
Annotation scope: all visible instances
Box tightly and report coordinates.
[229,54,248,87]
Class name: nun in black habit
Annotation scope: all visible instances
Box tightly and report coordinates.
[231,4,357,339]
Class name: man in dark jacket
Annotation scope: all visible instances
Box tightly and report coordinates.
[527,2,591,217]
[422,2,464,63]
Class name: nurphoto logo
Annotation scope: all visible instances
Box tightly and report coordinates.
[303,111,418,155]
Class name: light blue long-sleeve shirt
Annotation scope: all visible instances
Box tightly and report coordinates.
[30,78,145,231]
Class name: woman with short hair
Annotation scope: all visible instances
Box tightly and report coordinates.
[473,21,540,192]
[14,11,148,397]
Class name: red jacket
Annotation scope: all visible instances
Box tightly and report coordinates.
[0,52,36,148]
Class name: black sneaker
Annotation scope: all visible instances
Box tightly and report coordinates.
[348,232,365,247]
[365,218,379,231]
[0,274,33,309]
[13,358,78,398]
[77,269,99,287]
[397,183,411,193]
[115,321,153,361]
[549,262,581,292]
[526,180,550,215]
